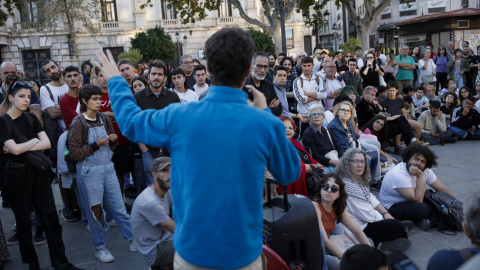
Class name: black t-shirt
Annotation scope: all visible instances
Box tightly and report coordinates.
[0,113,43,162]
[380,97,404,116]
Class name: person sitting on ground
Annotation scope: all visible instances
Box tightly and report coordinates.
[474,81,480,101]
[403,95,416,120]
[418,100,456,144]
[440,92,457,122]
[340,244,388,270]
[278,116,323,197]
[379,144,455,231]
[439,82,457,99]
[360,115,399,165]
[302,104,344,171]
[449,95,480,140]
[412,87,430,115]
[335,148,411,251]
[340,58,363,98]
[311,174,372,270]
[459,86,473,105]
[426,85,441,103]
[131,157,176,270]
[323,94,353,127]
[427,192,480,270]
[375,86,388,103]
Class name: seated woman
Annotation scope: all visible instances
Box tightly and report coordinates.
[334,148,411,251]
[440,93,457,124]
[278,116,323,197]
[303,104,344,170]
[312,174,371,270]
[327,101,381,183]
[360,115,398,165]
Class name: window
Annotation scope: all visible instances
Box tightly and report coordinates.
[381,14,392,19]
[161,0,177,20]
[218,1,233,17]
[22,0,41,22]
[400,10,417,16]
[101,0,118,22]
[428,7,446,13]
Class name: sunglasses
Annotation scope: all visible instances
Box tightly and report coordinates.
[12,81,33,90]
[322,184,339,193]
[345,55,353,58]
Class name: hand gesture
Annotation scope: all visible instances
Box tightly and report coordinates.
[462,107,470,116]
[269,98,280,108]
[245,85,267,110]
[91,49,122,82]
[108,134,118,142]
[96,135,110,147]
[299,114,310,123]
[408,165,423,177]
[383,213,394,220]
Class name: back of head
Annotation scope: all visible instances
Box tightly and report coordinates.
[430,100,441,109]
[340,244,387,270]
[205,27,254,88]
[403,95,413,103]
[464,192,480,247]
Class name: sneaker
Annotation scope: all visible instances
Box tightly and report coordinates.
[411,140,429,146]
[95,248,114,263]
[85,224,90,232]
[380,238,411,251]
[60,206,80,222]
[7,233,18,245]
[416,218,432,231]
[129,240,138,252]
[107,219,117,227]
[402,220,414,233]
[34,228,47,246]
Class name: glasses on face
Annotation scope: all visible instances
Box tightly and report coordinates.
[12,81,33,90]
[374,120,385,128]
[345,55,353,58]
[339,108,351,114]
[255,64,269,70]
[311,113,324,118]
[440,48,445,50]
[464,101,474,107]
[326,65,337,69]
[350,159,366,166]
[366,56,374,59]
[322,184,339,193]
[182,61,193,65]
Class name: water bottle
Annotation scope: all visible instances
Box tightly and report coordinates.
[441,204,448,214]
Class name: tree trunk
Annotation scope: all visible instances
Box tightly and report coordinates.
[358,21,372,50]
[272,24,283,55]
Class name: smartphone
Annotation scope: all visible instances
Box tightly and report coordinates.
[242,85,254,100]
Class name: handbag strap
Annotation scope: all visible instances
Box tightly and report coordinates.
[1,113,34,143]
[293,144,313,164]
[324,127,335,150]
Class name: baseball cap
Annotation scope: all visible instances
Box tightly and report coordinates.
[321,49,330,55]
[151,156,171,172]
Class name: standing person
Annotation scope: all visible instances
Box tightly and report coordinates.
[418,50,437,86]
[417,100,456,145]
[246,52,283,116]
[335,148,411,251]
[132,76,148,93]
[293,51,307,78]
[138,59,148,76]
[396,46,417,95]
[265,53,277,81]
[410,46,422,88]
[0,79,82,270]
[191,64,209,97]
[434,45,450,92]
[92,27,301,269]
[382,53,398,83]
[360,52,385,88]
[81,63,91,85]
[68,85,136,263]
[353,46,364,69]
[321,62,345,111]
[272,66,292,117]
[171,68,198,103]
[338,52,353,74]
[340,58,363,98]
[281,57,299,119]
[170,55,196,89]
[118,59,136,92]
[446,41,455,59]
[448,49,470,89]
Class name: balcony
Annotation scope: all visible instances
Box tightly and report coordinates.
[161,19,180,28]
[217,17,234,24]
[100,22,120,30]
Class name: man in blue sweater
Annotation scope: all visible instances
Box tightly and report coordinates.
[92,27,301,269]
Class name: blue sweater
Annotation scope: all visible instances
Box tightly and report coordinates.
[107,76,300,268]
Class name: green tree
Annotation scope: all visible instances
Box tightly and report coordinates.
[117,49,143,70]
[0,0,22,27]
[247,28,275,54]
[340,38,362,54]
[130,26,176,63]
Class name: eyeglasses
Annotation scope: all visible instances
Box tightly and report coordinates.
[345,55,353,58]
[350,159,366,166]
[366,57,374,59]
[321,184,339,193]
[374,120,384,127]
[182,61,193,65]
[326,65,337,69]
[311,113,324,118]
[339,108,351,114]
[255,64,269,70]
[12,81,33,90]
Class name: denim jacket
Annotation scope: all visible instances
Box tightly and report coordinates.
[327,117,358,152]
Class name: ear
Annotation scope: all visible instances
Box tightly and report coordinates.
[81,98,87,105]
[152,171,157,178]
[8,95,14,103]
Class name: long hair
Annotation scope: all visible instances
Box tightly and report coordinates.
[360,115,388,152]
[334,148,371,186]
[313,173,347,223]
[365,52,377,68]
[387,53,397,67]
[4,74,32,110]
[459,86,472,104]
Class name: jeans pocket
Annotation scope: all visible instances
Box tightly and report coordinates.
[7,162,26,176]
[81,164,92,177]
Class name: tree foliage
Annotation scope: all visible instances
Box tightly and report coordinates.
[340,38,362,54]
[0,0,23,27]
[130,26,176,63]
[117,49,143,70]
[247,27,275,54]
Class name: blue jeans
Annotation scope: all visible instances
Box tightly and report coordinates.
[454,72,464,89]
[77,162,133,249]
[448,126,480,139]
[142,150,163,187]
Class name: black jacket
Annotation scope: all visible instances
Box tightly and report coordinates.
[245,76,282,116]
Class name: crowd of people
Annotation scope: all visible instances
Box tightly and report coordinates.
[0,27,478,270]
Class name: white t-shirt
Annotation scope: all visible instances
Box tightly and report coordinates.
[379,162,437,209]
[40,83,69,130]
[193,84,209,97]
[475,100,480,109]
[173,89,199,103]
[356,57,364,69]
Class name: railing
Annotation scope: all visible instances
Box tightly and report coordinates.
[101,22,120,30]
[161,19,180,27]
[218,17,234,24]
[14,22,44,31]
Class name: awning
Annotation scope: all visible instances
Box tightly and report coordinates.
[396,8,480,26]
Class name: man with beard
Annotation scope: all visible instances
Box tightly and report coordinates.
[131,157,175,270]
[81,63,91,85]
[245,52,282,116]
[379,144,454,231]
[134,60,180,191]
[265,53,277,81]
[272,65,291,117]
[170,55,196,89]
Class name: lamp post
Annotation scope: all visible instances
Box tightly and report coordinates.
[323,10,330,32]
[332,22,338,52]
[175,32,180,67]
[303,12,320,47]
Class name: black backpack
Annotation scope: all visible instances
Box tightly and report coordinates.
[424,189,464,233]
[65,112,109,173]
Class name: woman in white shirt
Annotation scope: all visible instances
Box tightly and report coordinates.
[418,51,437,85]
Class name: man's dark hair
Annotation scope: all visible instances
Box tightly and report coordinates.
[117,58,133,67]
[193,64,207,75]
[354,46,362,52]
[340,244,387,270]
[278,52,287,58]
[268,53,277,60]
[416,87,425,93]
[301,56,314,65]
[348,58,358,65]
[404,85,415,93]
[430,100,441,109]
[377,86,387,94]
[333,94,353,107]
[41,59,59,69]
[464,95,475,103]
[148,59,167,75]
[138,59,147,65]
[402,144,438,169]
[252,52,269,63]
[387,80,398,90]
[403,95,413,104]
[81,63,91,72]
[280,56,294,66]
[205,28,253,87]
[463,40,470,46]
[94,66,101,76]
[79,84,103,112]
[192,59,201,65]
[273,65,288,76]
[62,65,80,77]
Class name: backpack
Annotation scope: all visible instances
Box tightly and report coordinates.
[41,85,64,159]
[65,112,110,173]
[424,189,464,233]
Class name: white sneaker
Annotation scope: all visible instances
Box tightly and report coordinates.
[107,220,117,227]
[129,240,138,252]
[95,247,115,263]
[85,224,90,232]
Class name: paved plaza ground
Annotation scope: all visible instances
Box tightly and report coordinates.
[1,141,478,269]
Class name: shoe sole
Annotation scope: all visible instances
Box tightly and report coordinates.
[402,220,415,232]
[95,254,114,263]
[380,238,411,251]
[34,239,47,246]
[59,210,80,222]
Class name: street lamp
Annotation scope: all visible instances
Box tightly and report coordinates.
[303,12,320,47]
[332,22,338,51]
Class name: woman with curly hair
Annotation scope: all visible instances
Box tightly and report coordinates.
[311,173,371,269]
[335,149,412,251]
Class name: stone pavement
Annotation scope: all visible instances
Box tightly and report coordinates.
[1,141,478,270]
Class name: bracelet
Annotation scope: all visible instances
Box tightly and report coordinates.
[381,211,389,216]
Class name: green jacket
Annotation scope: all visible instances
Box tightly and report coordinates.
[447,58,470,83]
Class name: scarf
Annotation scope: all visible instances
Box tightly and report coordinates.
[343,177,371,205]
